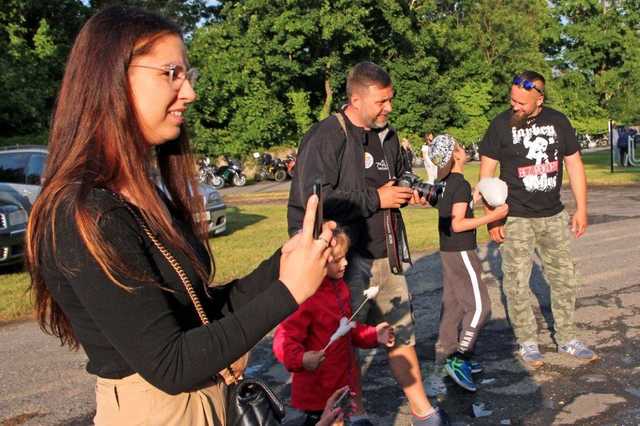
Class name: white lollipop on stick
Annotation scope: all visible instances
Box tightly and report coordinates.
[348,286,380,323]
[322,286,380,351]
[322,317,355,351]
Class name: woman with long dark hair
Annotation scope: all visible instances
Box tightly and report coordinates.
[27,6,334,425]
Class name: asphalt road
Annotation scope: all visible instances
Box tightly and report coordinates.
[218,179,291,196]
[1,186,639,425]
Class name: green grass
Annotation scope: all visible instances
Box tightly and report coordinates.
[0,203,488,322]
[579,150,640,185]
[0,267,33,323]
[210,205,288,283]
[0,150,637,322]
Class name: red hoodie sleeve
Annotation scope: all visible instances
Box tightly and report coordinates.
[272,305,313,373]
[351,322,378,349]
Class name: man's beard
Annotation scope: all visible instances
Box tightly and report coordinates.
[371,116,388,129]
[510,110,529,129]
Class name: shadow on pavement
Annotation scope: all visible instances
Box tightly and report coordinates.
[396,249,544,425]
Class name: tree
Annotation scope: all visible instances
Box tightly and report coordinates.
[90,0,214,34]
[445,81,492,146]
[550,0,640,125]
[187,0,443,155]
[0,0,89,137]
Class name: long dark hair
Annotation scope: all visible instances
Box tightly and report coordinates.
[27,6,210,349]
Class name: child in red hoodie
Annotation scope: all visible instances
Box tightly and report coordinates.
[273,228,394,425]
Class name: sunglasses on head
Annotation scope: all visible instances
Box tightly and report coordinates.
[513,76,544,94]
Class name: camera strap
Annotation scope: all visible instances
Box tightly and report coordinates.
[384,210,403,275]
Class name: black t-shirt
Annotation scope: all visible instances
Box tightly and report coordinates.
[479,107,580,218]
[438,172,477,252]
[361,129,391,258]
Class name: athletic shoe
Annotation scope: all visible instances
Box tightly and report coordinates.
[518,341,544,368]
[469,360,483,374]
[411,406,450,426]
[445,356,477,392]
[558,339,599,361]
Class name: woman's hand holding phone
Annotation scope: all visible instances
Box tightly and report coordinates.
[280,195,335,304]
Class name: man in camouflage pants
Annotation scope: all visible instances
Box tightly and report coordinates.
[478,70,597,368]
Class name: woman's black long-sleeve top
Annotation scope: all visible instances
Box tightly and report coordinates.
[42,188,297,395]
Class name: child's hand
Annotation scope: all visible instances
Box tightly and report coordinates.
[302,350,325,371]
[489,203,509,220]
[472,186,482,205]
[376,322,395,347]
[317,386,349,426]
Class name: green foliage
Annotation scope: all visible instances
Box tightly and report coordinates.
[3,0,640,147]
[287,91,313,144]
[549,0,640,125]
[446,81,492,146]
[0,131,48,147]
[89,0,214,34]
[0,0,88,136]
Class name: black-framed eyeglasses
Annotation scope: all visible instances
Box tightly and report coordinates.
[129,64,198,88]
[513,76,544,94]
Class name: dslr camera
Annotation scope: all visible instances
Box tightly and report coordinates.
[396,171,445,207]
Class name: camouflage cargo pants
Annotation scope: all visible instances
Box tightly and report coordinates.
[500,209,577,344]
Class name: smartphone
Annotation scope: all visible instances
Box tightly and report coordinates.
[312,179,323,239]
[332,387,352,416]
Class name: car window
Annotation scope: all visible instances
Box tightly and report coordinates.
[25,154,46,185]
[0,153,31,184]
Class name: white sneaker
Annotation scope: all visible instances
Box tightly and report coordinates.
[519,341,544,368]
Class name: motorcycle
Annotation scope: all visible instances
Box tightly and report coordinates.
[197,157,224,188]
[253,152,288,182]
[284,153,296,178]
[217,157,247,187]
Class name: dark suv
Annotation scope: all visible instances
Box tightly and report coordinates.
[0,191,28,266]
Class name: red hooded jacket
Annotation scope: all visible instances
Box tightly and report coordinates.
[272,277,378,411]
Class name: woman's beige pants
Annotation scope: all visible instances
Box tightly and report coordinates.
[94,373,227,425]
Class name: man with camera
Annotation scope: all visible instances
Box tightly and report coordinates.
[479,70,597,368]
[288,62,448,426]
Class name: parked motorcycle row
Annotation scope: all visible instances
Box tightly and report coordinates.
[197,152,296,188]
[197,156,247,189]
[253,152,296,182]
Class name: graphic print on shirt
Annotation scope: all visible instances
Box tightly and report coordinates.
[364,152,374,169]
[375,159,389,171]
[512,124,560,192]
